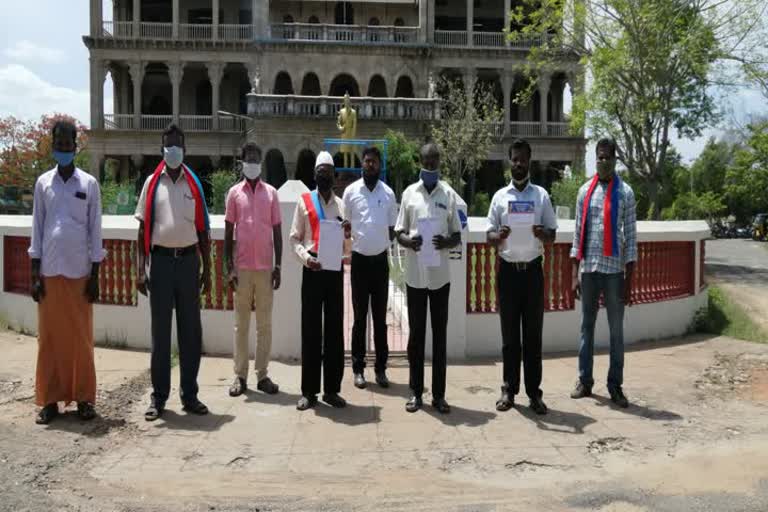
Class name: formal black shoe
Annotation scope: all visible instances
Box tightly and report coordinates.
[182,399,209,415]
[353,373,367,389]
[431,398,451,414]
[77,402,97,421]
[144,400,165,422]
[257,377,279,395]
[229,377,247,397]
[570,381,592,399]
[495,391,514,412]
[35,403,59,425]
[375,371,390,388]
[296,395,317,411]
[405,395,423,413]
[529,396,548,415]
[322,393,347,408]
[609,387,629,408]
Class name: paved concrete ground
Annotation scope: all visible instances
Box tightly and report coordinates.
[1,329,767,511]
[706,239,768,331]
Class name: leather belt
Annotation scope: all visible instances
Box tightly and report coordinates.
[152,244,197,258]
[501,256,542,272]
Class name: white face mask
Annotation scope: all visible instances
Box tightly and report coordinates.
[242,162,262,180]
[163,146,184,169]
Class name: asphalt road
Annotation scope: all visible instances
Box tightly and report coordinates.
[706,239,768,285]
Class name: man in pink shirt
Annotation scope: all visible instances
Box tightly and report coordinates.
[224,143,283,397]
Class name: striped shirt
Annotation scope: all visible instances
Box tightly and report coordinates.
[570,177,637,274]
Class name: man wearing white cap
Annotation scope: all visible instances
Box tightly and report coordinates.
[289,151,351,410]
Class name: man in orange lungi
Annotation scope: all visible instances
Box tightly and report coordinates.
[28,120,105,424]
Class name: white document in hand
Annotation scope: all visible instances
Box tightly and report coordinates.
[416,217,441,268]
[504,201,536,259]
[318,220,344,271]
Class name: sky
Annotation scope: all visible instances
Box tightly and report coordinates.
[0,1,765,168]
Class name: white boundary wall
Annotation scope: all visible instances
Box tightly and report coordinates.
[0,181,709,361]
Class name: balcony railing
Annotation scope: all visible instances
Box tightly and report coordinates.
[105,114,246,132]
[509,121,543,136]
[102,21,134,39]
[179,23,213,41]
[140,22,173,40]
[435,30,554,49]
[269,23,419,44]
[248,95,439,121]
[219,24,253,42]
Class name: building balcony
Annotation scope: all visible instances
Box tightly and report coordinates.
[104,114,247,132]
[99,21,551,49]
[246,95,440,121]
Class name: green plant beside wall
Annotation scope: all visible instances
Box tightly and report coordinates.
[210,169,241,214]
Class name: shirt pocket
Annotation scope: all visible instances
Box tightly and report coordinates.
[182,193,196,222]
[68,190,89,224]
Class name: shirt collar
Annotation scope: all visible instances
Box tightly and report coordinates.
[161,165,187,179]
[507,181,531,194]
[417,180,442,196]
[53,166,80,184]
[240,179,264,192]
[361,179,381,194]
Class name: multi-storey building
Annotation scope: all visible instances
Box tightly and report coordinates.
[84,0,585,193]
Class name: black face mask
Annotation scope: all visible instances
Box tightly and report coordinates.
[316,175,333,192]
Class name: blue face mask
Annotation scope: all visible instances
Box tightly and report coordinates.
[163,146,184,169]
[420,168,439,188]
[53,151,75,167]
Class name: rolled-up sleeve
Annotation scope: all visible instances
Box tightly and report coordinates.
[394,191,409,234]
[28,177,45,259]
[89,179,106,263]
[541,191,558,231]
[289,201,310,265]
[486,192,500,232]
[134,177,149,221]
[623,187,638,264]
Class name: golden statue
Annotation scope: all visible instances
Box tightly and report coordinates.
[336,93,358,168]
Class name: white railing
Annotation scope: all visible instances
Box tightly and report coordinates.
[140,115,174,131]
[104,114,134,130]
[269,23,418,44]
[219,117,247,132]
[509,122,543,136]
[179,115,212,132]
[434,30,469,46]
[547,122,570,136]
[508,33,555,48]
[490,122,505,138]
[102,21,134,39]
[219,24,252,42]
[473,31,506,47]
[179,23,212,41]
[140,22,173,40]
[248,95,439,121]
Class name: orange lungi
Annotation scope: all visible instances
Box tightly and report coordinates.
[36,276,96,406]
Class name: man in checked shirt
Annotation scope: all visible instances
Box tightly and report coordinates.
[570,138,637,408]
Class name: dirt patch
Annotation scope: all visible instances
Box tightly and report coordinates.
[695,352,768,401]
[587,437,631,455]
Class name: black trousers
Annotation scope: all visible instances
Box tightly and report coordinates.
[498,258,544,399]
[406,283,450,399]
[148,250,202,405]
[301,266,344,397]
[350,251,390,374]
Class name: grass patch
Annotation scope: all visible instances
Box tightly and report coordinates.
[694,285,768,343]
[0,313,8,331]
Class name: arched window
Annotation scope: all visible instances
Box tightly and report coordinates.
[301,73,322,96]
[394,18,405,26]
[394,75,414,98]
[265,149,287,188]
[273,71,294,95]
[329,73,360,97]
[308,15,319,24]
[367,75,387,98]
[368,17,380,26]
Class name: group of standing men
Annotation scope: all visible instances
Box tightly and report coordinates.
[28,120,637,424]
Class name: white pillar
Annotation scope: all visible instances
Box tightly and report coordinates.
[90,0,103,37]
[503,0,511,46]
[419,0,428,43]
[172,0,179,38]
[212,0,220,41]
[129,61,145,129]
[169,61,183,125]
[538,73,551,136]
[133,0,141,38]
[207,62,223,130]
[466,0,473,46]
[90,58,106,129]
[253,0,268,39]
[502,71,513,136]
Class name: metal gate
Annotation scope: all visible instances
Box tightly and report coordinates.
[343,245,409,354]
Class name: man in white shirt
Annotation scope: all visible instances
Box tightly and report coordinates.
[487,139,557,415]
[395,143,462,414]
[342,146,398,389]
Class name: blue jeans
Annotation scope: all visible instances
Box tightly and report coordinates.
[578,272,625,390]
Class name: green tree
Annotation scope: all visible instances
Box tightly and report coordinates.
[430,78,503,205]
[511,0,766,219]
[682,138,736,197]
[661,191,726,224]
[551,170,587,217]
[210,169,240,214]
[724,122,768,223]
[384,129,420,199]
